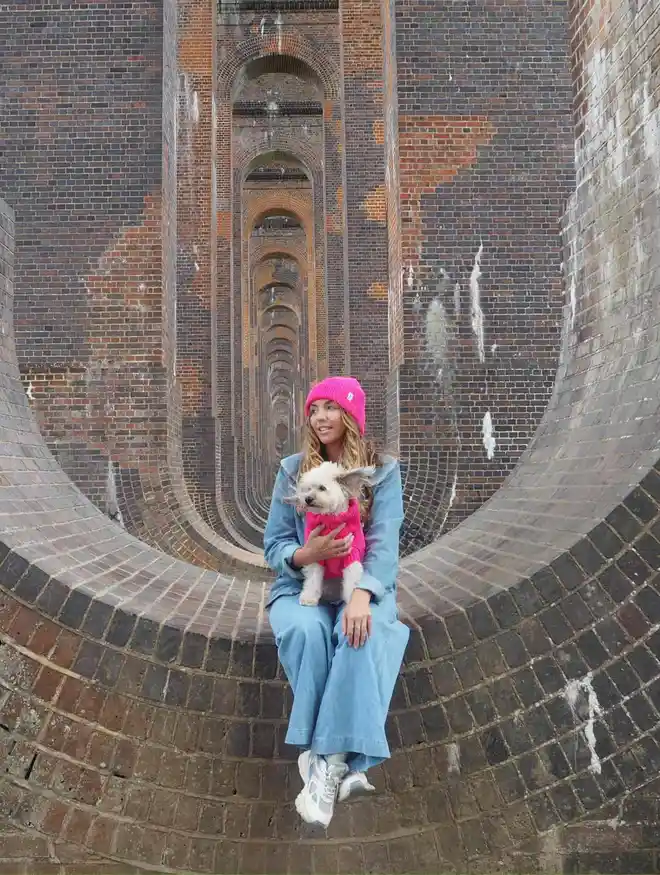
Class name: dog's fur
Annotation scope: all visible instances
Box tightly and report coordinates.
[284,462,375,605]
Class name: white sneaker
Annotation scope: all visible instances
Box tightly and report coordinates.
[295,751,348,828]
[338,770,376,803]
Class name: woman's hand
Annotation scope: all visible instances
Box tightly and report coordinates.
[294,525,353,567]
[342,589,372,648]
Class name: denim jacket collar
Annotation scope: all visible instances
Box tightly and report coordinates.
[279,452,397,487]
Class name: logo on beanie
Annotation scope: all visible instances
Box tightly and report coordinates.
[347,392,354,401]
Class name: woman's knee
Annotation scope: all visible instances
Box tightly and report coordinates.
[336,609,408,654]
[270,598,332,646]
[289,610,333,649]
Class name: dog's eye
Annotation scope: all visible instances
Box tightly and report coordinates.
[318,485,326,491]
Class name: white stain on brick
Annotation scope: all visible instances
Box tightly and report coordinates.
[406,264,414,290]
[568,273,577,332]
[453,281,461,316]
[447,742,461,774]
[276,11,283,52]
[439,471,459,533]
[469,241,485,363]
[106,460,124,528]
[425,297,449,378]
[26,382,34,401]
[642,81,660,160]
[191,90,200,125]
[566,674,603,774]
[482,411,496,460]
[448,473,457,508]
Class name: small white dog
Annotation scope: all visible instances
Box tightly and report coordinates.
[285,462,375,605]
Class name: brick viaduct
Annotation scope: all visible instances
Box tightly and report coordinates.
[1,0,660,871]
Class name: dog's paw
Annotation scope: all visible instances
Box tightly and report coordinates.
[299,594,320,607]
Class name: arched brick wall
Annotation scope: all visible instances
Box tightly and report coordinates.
[2,0,660,871]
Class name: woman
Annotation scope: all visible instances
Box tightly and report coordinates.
[264,376,410,828]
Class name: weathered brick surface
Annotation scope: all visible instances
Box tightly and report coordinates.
[394,0,574,553]
[1,0,660,871]
[1,0,262,573]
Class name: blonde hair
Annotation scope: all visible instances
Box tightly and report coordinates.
[299,410,380,523]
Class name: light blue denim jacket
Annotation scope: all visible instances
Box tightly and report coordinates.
[264,453,403,607]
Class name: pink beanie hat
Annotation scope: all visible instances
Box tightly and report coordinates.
[304,376,366,435]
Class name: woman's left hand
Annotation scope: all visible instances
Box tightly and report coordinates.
[342,589,372,648]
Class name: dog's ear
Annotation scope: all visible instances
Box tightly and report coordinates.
[336,466,376,497]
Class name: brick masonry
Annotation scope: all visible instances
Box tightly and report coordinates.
[393,0,575,553]
[1,0,660,872]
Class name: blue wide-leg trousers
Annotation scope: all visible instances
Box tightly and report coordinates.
[268,591,409,772]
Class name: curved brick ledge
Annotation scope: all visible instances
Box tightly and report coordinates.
[4,140,660,868]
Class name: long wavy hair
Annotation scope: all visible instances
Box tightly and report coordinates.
[299,410,381,523]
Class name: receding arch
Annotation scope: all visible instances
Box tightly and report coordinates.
[261,300,299,317]
[244,149,312,183]
[233,53,323,102]
[218,38,339,100]
[251,206,305,230]
[237,142,319,185]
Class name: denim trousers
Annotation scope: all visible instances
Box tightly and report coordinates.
[268,589,410,773]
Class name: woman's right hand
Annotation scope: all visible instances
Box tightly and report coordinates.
[294,525,353,566]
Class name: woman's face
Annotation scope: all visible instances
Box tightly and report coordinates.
[309,399,346,448]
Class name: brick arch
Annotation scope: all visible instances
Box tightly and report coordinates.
[244,190,313,348]
[245,192,313,239]
[258,288,301,317]
[264,321,297,340]
[266,346,295,362]
[244,201,311,461]
[234,53,323,102]
[258,279,297,292]
[218,38,339,100]
[255,272,303,302]
[244,148,312,181]
[269,352,294,363]
[236,141,320,185]
[268,356,294,371]
[243,236,314,457]
[216,26,335,535]
[257,280,298,294]
[251,207,304,230]
[260,296,300,316]
[251,242,307,268]
[238,144,325,401]
[250,204,306,229]
[243,191,312,330]
[259,308,299,333]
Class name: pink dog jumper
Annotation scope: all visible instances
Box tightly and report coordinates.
[304,498,365,579]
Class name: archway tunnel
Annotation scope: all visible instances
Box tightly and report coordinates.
[1,0,660,870]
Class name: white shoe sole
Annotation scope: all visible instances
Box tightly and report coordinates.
[338,774,376,803]
[298,750,311,785]
[295,787,328,826]
[295,751,328,827]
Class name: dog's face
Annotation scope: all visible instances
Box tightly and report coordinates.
[285,462,375,515]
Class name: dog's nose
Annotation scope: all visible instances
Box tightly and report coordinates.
[304,496,314,505]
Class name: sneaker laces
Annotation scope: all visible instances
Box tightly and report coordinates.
[320,763,344,807]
